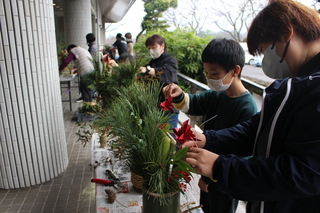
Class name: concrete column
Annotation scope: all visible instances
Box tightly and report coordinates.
[63,0,92,49]
[0,0,68,189]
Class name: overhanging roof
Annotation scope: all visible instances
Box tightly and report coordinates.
[99,0,136,23]
[52,0,136,23]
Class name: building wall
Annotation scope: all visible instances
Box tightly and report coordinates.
[0,0,68,189]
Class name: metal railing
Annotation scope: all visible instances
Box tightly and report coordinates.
[177,72,265,128]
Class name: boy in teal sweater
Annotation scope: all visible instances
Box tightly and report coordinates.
[163,38,257,213]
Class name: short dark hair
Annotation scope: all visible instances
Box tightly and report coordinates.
[116,33,122,38]
[201,38,245,73]
[125,32,132,39]
[86,33,95,43]
[67,44,77,53]
[145,34,167,51]
[118,53,134,62]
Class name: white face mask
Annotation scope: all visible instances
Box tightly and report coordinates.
[262,43,290,79]
[149,48,162,59]
[206,72,234,91]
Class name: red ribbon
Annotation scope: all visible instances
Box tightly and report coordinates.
[160,96,174,112]
[173,119,199,145]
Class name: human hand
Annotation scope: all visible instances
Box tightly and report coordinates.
[139,67,147,73]
[109,60,118,67]
[198,178,209,192]
[162,83,183,99]
[185,147,219,178]
[182,131,206,148]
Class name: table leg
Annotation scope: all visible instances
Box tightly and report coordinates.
[68,81,72,111]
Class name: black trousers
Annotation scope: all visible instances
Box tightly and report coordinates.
[79,77,93,102]
[200,181,238,213]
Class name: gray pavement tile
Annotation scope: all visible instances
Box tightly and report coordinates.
[0,206,10,213]
[7,204,22,211]
[0,199,14,205]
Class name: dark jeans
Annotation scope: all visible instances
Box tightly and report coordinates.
[167,112,179,139]
[79,77,93,102]
[200,181,238,213]
[169,112,179,129]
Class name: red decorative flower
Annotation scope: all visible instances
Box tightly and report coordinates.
[160,96,173,112]
[102,54,110,64]
[173,119,199,145]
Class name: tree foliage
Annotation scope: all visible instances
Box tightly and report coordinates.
[136,0,178,42]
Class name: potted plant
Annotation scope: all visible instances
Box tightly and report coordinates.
[91,113,111,148]
[77,101,101,122]
[83,57,144,109]
[101,81,195,212]
[76,58,143,148]
[75,115,111,148]
[76,102,108,148]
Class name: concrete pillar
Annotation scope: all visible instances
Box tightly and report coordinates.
[0,0,68,189]
[63,0,92,49]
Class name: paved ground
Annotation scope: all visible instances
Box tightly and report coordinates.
[242,64,275,85]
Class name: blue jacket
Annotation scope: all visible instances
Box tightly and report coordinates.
[203,53,320,212]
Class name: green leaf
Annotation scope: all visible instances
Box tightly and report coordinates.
[174,160,195,175]
[174,147,188,161]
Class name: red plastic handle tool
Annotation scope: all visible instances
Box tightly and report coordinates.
[91,178,114,185]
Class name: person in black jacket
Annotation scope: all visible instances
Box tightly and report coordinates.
[111,33,128,59]
[140,34,179,128]
[182,0,320,212]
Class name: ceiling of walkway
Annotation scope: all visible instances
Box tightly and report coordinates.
[99,0,136,22]
[52,0,135,23]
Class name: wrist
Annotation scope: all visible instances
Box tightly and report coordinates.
[146,66,151,74]
[172,92,184,103]
[211,154,222,182]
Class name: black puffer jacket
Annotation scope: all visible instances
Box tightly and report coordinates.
[149,52,179,114]
[148,52,178,87]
